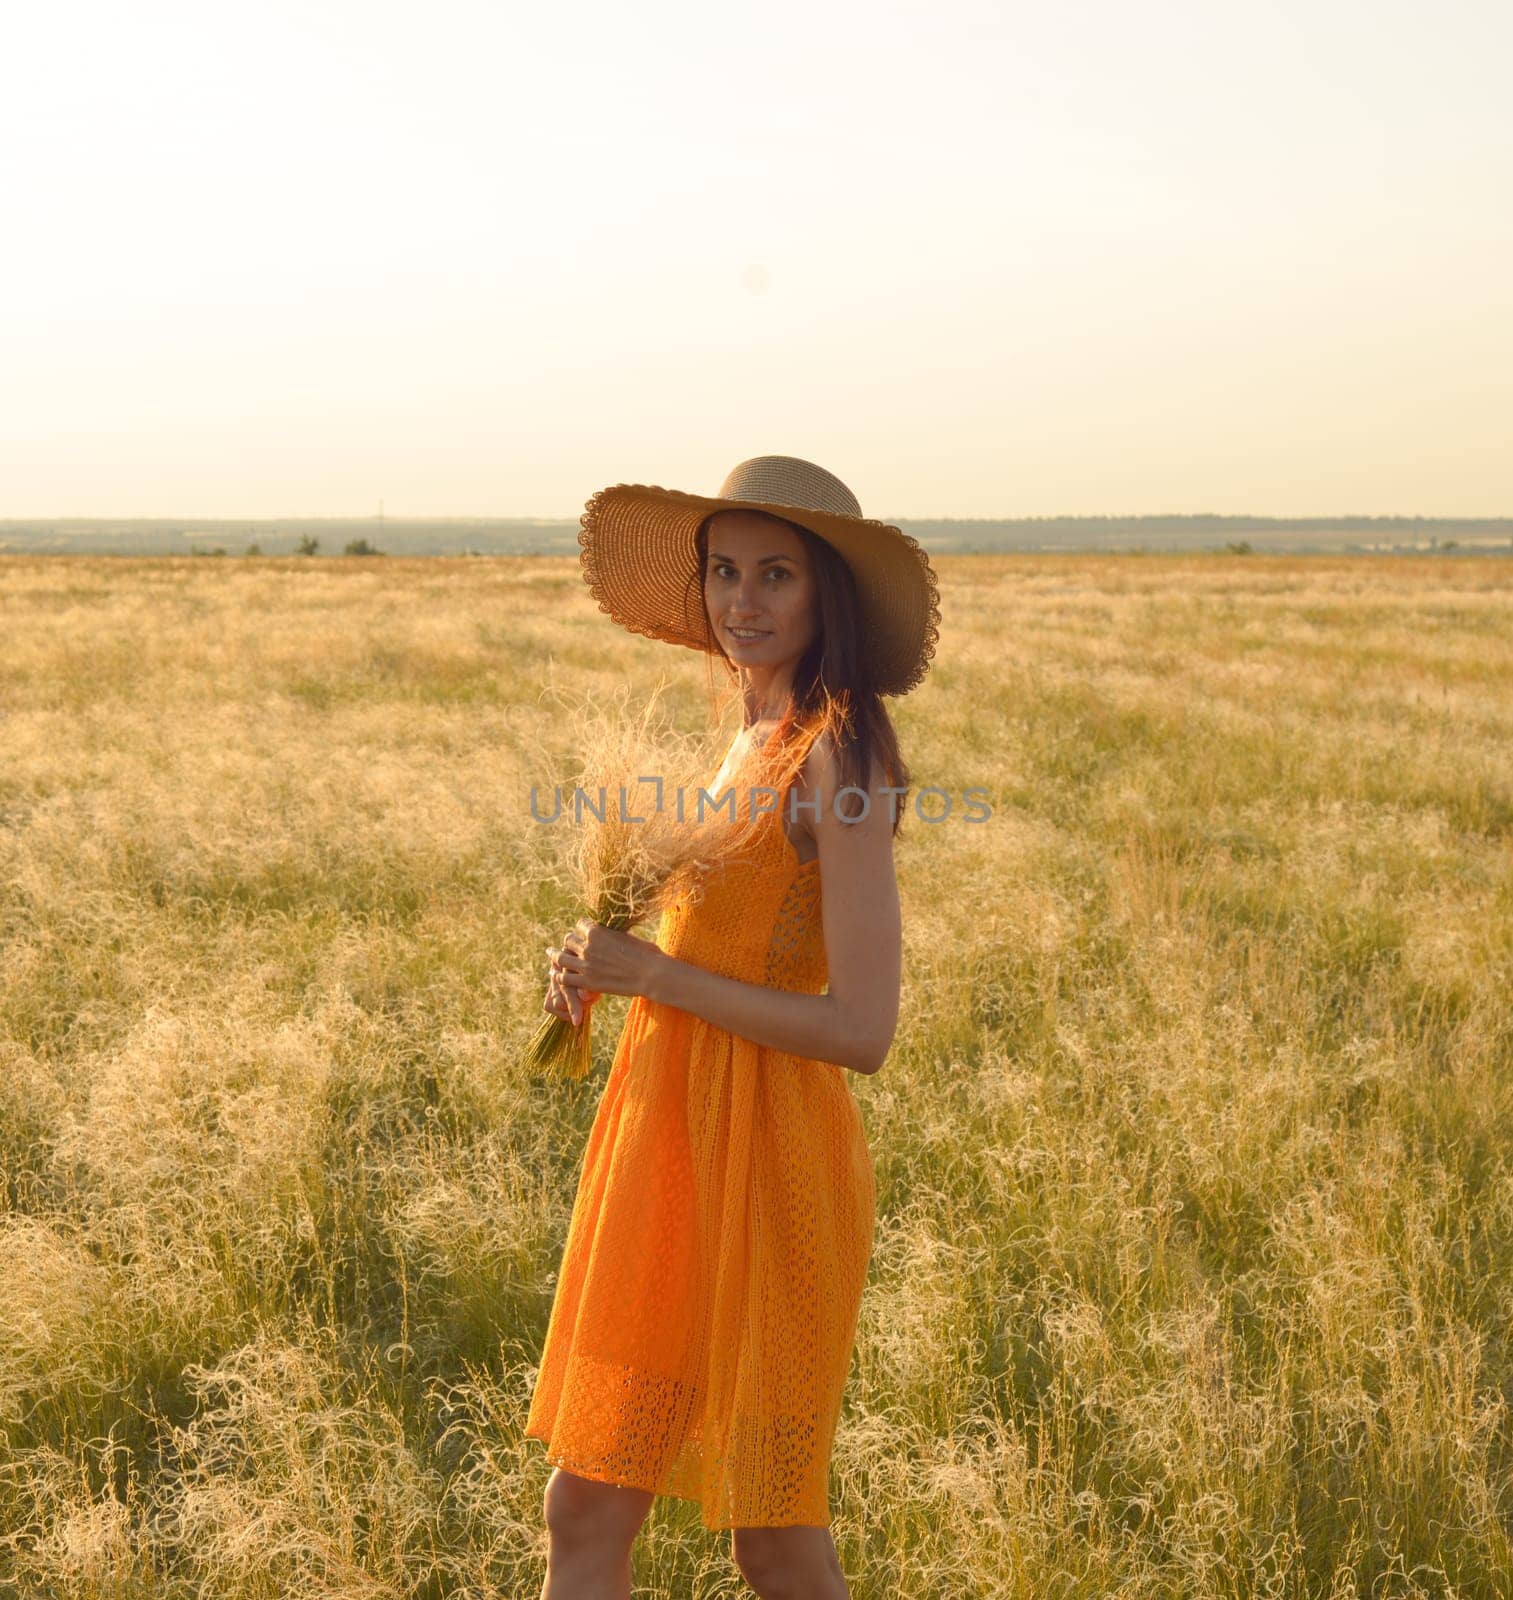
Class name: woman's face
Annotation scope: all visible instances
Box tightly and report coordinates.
[702,511,818,674]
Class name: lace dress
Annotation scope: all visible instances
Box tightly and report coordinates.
[524,736,878,1529]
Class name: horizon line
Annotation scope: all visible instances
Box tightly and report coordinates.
[4,512,1513,525]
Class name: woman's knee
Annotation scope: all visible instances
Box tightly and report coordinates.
[542,1466,654,1552]
[731,1527,783,1593]
[731,1526,845,1600]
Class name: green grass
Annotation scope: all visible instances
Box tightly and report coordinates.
[1,551,1511,1597]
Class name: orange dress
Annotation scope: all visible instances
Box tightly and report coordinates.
[524,741,878,1529]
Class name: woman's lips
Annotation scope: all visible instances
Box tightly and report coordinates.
[727,627,769,639]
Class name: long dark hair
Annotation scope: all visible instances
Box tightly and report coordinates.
[686,511,914,838]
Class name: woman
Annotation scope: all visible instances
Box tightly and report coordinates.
[526,454,940,1600]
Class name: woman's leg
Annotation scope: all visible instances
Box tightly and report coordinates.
[730,1524,851,1600]
[540,1466,656,1600]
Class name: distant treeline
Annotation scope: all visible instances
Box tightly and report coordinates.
[902,514,1513,535]
[1,513,1510,558]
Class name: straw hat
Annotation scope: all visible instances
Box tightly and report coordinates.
[577,454,941,697]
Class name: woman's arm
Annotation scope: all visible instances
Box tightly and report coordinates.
[646,959,875,1074]
[646,735,901,1074]
[556,735,903,1076]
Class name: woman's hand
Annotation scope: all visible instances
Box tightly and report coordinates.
[544,919,662,1025]
[542,959,596,1028]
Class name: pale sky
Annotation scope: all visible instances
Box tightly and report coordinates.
[2,0,1510,519]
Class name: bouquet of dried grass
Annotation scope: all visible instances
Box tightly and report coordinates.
[524,685,830,1082]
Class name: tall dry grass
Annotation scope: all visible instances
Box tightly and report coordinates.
[0,552,1510,1598]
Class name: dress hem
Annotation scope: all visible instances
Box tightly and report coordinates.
[524,1429,835,1531]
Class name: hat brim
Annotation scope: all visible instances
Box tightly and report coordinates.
[577,482,940,697]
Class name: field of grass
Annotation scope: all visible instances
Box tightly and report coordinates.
[1,552,1510,1598]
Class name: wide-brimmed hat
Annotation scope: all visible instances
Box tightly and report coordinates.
[577,454,941,697]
